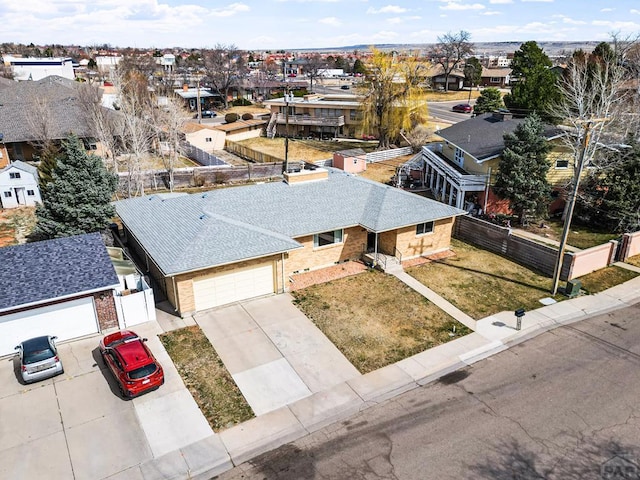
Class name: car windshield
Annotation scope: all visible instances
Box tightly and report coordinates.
[128,363,157,380]
[22,337,55,364]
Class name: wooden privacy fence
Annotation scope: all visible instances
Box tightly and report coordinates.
[453,215,626,282]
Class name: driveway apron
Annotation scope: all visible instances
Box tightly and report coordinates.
[194,294,360,416]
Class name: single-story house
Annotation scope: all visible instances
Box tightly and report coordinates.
[0,233,120,356]
[183,123,227,152]
[0,160,41,208]
[479,67,511,88]
[114,167,466,316]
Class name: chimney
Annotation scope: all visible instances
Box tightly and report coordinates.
[283,165,329,184]
[492,110,513,121]
[183,84,189,91]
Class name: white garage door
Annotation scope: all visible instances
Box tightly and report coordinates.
[193,262,275,311]
[0,297,99,356]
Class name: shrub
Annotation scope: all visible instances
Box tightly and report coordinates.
[231,98,252,106]
[225,113,239,123]
[241,113,253,121]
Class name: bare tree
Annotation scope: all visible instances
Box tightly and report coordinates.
[304,53,327,93]
[204,44,246,109]
[431,30,473,92]
[26,97,58,162]
[112,65,155,197]
[76,82,122,172]
[151,96,189,192]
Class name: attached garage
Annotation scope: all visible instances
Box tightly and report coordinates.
[193,262,275,311]
[0,297,99,356]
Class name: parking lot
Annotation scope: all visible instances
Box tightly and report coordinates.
[0,322,212,480]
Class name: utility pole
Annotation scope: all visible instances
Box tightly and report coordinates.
[282,88,294,174]
[551,118,609,295]
[196,74,202,125]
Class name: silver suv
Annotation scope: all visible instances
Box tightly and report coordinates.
[15,336,64,383]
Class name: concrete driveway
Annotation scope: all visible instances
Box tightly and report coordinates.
[0,321,212,480]
[194,294,361,416]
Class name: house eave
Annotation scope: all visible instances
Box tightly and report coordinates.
[0,284,120,314]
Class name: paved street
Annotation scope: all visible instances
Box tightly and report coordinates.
[219,302,640,479]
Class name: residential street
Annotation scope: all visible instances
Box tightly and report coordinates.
[219,302,640,479]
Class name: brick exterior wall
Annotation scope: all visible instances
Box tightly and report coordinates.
[286,227,368,277]
[93,291,119,331]
[380,218,456,260]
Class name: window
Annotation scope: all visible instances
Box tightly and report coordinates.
[416,222,434,235]
[27,190,35,196]
[9,172,21,179]
[3,191,11,198]
[205,137,212,142]
[490,77,501,83]
[314,229,343,248]
[555,159,569,169]
[454,148,464,167]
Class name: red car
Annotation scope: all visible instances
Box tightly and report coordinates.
[99,330,164,398]
[452,103,473,113]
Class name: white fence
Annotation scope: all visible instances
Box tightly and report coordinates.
[113,274,156,329]
[365,147,413,163]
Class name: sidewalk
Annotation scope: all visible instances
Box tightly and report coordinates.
[133,270,640,480]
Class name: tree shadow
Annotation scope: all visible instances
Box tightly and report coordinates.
[467,436,639,479]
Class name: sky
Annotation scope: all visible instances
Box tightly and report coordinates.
[1,0,640,51]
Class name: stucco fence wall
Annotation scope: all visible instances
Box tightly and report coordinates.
[620,231,640,261]
[453,215,622,282]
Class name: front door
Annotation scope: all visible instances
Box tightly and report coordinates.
[367,232,378,253]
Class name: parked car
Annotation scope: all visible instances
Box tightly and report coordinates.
[194,110,217,119]
[452,104,473,113]
[99,330,164,398]
[340,85,350,90]
[15,335,64,384]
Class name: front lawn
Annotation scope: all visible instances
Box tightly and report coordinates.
[406,239,563,319]
[523,219,619,250]
[159,326,254,431]
[577,266,639,294]
[292,269,471,374]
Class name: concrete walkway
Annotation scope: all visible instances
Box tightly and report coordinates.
[124,268,640,480]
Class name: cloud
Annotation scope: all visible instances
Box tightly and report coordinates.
[319,16,341,26]
[559,16,586,25]
[439,2,485,11]
[209,3,249,17]
[387,15,421,24]
[631,9,640,15]
[482,10,502,15]
[367,5,408,14]
[600,8,613,12]
[520,0,553,2]
[489,0,513,3]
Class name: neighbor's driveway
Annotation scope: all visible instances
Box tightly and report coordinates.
[194,294,361,416]
[0,321,212,480]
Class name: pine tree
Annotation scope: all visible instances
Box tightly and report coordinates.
[472,87,504,114]
[493,113,552,223]
[33,135,118,239]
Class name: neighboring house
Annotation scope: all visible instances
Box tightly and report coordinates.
[0,233,120,356]
[263,93,362,139]
[424,111,566,213]
[183,124,227,152]
[114,168,466,316]
[2,56,75,81]
[211,118,268,142]
[479,67,511,88]
[174,86,222,112]
[429,66,466,91]
[0,160,41,208]
[0,75,117,162]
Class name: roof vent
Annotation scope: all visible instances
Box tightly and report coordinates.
[199,214,206,220]
[201,193,208,198]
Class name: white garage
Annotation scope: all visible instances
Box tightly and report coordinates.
[0,297,99,356]
[193,262,275,311]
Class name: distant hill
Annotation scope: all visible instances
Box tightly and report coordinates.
[299,41,603,56]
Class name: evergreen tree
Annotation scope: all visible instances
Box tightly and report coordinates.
[472,87,504,114]
[579,138,640,233]
[504,41,561,120]
[493,113,552,223]
[33,135,118,240]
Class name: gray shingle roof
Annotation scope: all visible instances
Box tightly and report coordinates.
[0,75,118,143]
[114,168,466,275]
[1,160,38,176]
[0,232,120,312]
[437,113,563,162]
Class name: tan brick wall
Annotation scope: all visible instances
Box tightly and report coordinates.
[392,219,455,260]
[171,255,282,315]
[286,227,367,277]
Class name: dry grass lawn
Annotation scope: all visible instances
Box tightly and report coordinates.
[359,155,414,184]
[523,219,619,250]
[292,269,471,374]
[577,266,639,294]
[407,239,563,319]
[626,255,640,268]
[159,326,254,431]
[0,207,37,247]
[424,90,483,102]
[236,137,378,162]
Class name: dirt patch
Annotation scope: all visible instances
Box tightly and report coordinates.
[0,207,37,247]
